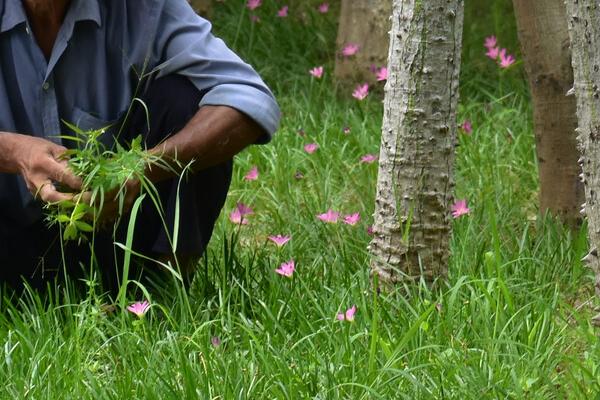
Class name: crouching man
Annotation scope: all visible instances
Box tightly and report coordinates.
[0,0,280,291]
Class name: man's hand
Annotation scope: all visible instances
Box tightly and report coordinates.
[78,178,141,227]
[0,133,81,202]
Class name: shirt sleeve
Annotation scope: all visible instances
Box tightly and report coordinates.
[150,0,280,142]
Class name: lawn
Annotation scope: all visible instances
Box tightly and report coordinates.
[1,1,599,398]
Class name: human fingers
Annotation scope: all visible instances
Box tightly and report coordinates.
[37,181,74,203]
[49,159,82,191]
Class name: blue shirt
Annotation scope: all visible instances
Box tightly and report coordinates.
[0,0,280,228]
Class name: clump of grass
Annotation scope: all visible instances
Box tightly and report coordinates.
[45,122,167,242]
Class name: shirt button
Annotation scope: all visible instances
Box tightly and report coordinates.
[42,82,50,90]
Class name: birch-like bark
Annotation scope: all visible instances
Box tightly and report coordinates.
[513,0,583,227]
[369,0,464,284]
[565,1,600,322]
[334,0,392,82]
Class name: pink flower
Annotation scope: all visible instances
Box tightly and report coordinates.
[268,234,291,247]
[249,15,260,23]
[309,66,324,78]
[337,305,357,321]
[342,43,360,57]
[486,46,500,60]
[275,259,295,277]
[360,154,378,164]
[127,300,150,318]
[317,209,339,223]
[484,35,497,49]
[460,120,473,135]
[343,126,351,135]
[244,165,259,181]
[277,6,288,17]
[451,199,470,218]
[229,202,254,225]
[247,0,261,10]
[343,213,361,226]
[352,83,369,100]
[367,225,374,235]
[376,67,388,81]
[304,143,319,154]
[318,2,329,13]
[211,336,221,347]
[499,48,515,68]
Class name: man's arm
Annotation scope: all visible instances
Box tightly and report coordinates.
[146,105,264,182]
[0,132,81,202]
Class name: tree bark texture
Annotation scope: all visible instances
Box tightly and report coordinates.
[369,0,464,284]
[565,1,600,316]
[334,0,392,82]
[189,0,212,18]
[513,0,583,227]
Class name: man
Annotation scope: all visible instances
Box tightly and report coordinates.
[0,0,280,291]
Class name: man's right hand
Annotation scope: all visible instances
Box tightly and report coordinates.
[0,133,82,203]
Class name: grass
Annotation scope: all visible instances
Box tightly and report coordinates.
[1,0,600,398]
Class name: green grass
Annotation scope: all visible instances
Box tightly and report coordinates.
[1,0,600,398]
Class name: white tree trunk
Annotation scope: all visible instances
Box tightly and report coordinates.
[369,0,464,285]
[513,0,583,228]
[565,1,600,322]
[334,0,393,82]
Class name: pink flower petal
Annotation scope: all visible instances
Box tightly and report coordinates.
[460,120,473,135]
[127,300,150,318]
[484,35,497,49]
[318,2,329,13]
[275,259,295,277]
[309,66,324,78]
[451,199,470,218]
[304,143,319,154]
[343,213,361,226]
[268,235,291,247]
[230,203,254,224]
[352,83,369,100]
[317,209,339,223]
[360,154,378,164]
[342,43,360,57]
[277,5,288,17]
[345,305,357,321]
[486,46,500,60]
[244,165,259,181]
[247,0,261,10]
[376,67,388,81]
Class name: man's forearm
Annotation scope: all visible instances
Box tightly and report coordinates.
[146,105,265,182]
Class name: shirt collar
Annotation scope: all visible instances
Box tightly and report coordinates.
[0,0,101,34]
[0,0,26,33]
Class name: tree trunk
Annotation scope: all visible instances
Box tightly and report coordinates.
[565,1,600,323]
[369,0,464,284]
[334,0,392,82]
[513,0,583,227]
[189,0,212,18]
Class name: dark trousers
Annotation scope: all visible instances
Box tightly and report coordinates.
[0,75,233,293]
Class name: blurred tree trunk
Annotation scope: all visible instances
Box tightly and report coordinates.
[189,0,212,18]
[513,0,583,227]
[334,0,392,82]
[369,0,464,285]
[565,1,600,323]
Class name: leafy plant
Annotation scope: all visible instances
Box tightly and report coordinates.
[45,122,169,242]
